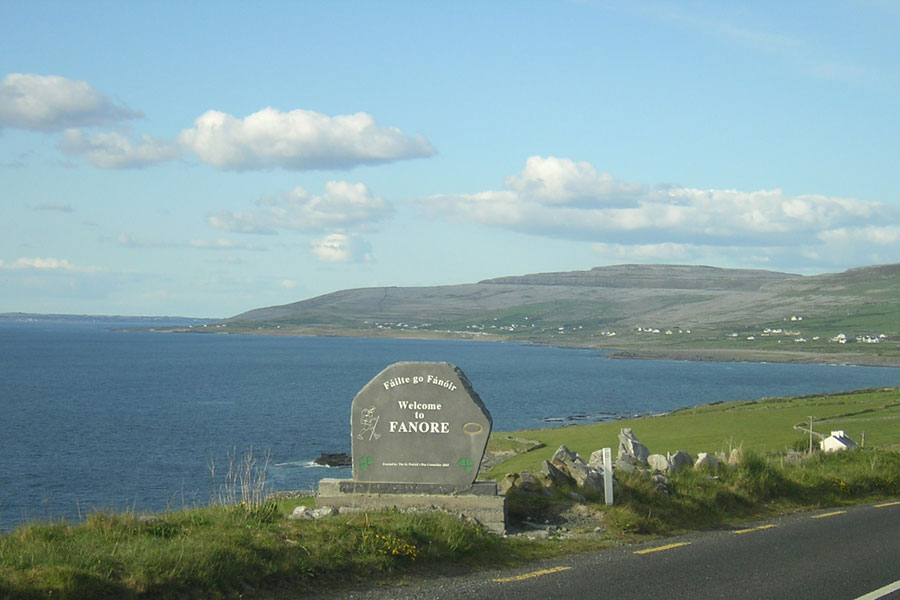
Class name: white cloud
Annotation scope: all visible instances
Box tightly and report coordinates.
[178,107,435,171]
[188,239,265,251]
[0,73,140,131]
[504,156,643,207]
[58,129,178,169]
[1,257,100,273]
[118,233,264,251]
[208,181,392,234]
[421,156,890,246]
[418,156,900,272]
[311,233,372,263]
[818,226,900,245]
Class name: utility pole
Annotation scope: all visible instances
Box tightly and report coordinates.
[808,416,814,454]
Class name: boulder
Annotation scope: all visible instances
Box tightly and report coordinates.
[568,491,587,504]
[552,445,580,464]
[567,461,605,491]
[614,456,639,474]
[618,428,650,465]
[499,473,519,495]
[651,473,670,495]
[289,505,338,520]
[647,454,671,473]
[314,453,351,467]
[668,450,694,473]
[588,449,606,468]
[728,448,743,466]
[694,452,720,471]
[541,460,575,486]
[517,472,542,493]
[545,446,606,491]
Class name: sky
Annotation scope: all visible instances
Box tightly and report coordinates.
[2,1,899,318]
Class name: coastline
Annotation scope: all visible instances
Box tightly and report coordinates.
[603,348,900,368]
[158,325,900,369]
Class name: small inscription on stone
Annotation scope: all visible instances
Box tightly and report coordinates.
[350,362,492,486]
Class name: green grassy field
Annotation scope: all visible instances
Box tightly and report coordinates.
[485,387,900,478]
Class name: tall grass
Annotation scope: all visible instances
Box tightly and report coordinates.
[601,448,900,537]
[0,505,521,599]
[209,445,272,509]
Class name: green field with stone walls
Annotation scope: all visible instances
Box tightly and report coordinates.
[485,387,900,478]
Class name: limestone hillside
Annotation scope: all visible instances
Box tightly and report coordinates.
[220,264,900,362]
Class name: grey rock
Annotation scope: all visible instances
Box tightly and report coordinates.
[552,445,580,464]
[647,454,671,473]
[568,491,587,503]
[668,450,694,472]
[614,456,640,474]
[618,428,650,465]
[517,472,542,493]
[588,449,607,468]
[288,505,338,520]
[314,453,351,467]
[541,460,575,486]
[499,473,519,495]
[694,452,720,471]
[567,462,605,491]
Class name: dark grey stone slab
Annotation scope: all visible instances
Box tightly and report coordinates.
[350,362,492,486]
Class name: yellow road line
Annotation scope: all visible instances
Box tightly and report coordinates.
[634,542,691,555]
[874,501,900,508]
[811,510,846,519]
[733,524,776,535]
[853,578,900,600]
[493,566,572,583]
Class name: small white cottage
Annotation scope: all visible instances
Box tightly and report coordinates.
[820,430,858,453]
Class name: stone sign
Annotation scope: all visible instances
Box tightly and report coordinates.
[350,361,492,486]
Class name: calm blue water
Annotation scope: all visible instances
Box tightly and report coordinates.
[2,319,900,531]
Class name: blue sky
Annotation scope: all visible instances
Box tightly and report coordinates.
[2,1,899,317]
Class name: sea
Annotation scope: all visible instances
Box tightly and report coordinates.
[2,317,900,532]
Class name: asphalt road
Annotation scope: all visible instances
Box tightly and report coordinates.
[310,500,900,600]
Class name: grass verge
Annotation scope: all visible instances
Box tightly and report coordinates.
[0,504,554,599]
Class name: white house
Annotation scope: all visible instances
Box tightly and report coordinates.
[820,430,858,453]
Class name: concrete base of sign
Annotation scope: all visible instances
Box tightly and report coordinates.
[316,478,507,534]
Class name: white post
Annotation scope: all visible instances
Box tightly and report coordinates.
[602,447,613,506]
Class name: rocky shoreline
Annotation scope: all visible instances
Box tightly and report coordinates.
[605,348,900,368]
[160,325,900,369]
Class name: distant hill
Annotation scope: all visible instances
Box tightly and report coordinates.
[0,313,217,327]
[220,264,900,365]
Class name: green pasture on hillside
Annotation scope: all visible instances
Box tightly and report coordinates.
[486,387,900,478]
